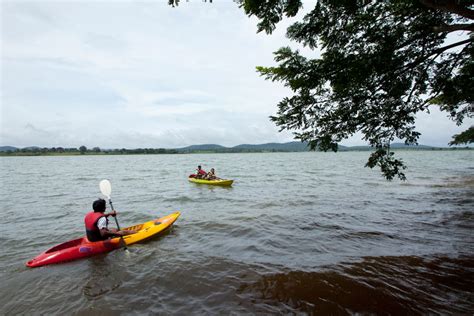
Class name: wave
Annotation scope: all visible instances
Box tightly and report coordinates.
[429,175,474,188]
[344,230,395,239]
[162,196,195,203]
[297,221,344,231]
[254,202,280,209]
[120,177,144,182]
[74,177,96,181]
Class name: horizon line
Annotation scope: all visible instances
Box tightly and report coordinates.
[1,141,469,150]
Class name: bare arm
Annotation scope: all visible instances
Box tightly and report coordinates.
[100,227,136,238]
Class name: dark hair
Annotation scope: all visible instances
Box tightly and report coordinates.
[93,199,106,212]
[198,165,202,169]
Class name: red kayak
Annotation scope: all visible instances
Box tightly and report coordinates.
[26,238,120,268]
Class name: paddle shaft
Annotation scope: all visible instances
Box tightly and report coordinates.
[108,198,127,249]
[108,199,121,230]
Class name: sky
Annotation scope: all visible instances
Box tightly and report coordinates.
[1,0,472,149]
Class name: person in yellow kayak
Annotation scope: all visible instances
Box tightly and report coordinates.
[195,165,207,179]
[84,199,136,242]
[205,168,220,180]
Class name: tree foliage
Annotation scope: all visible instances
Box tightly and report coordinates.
[240,0,473,180]
[0,146,179,156]
[449,125,474,145]
[168,0,213,7]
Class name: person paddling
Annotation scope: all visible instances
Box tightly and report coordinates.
[205,168,220,180]
[84,198,136,242]
[196,165,207,179]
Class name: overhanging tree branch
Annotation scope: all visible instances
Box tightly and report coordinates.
[434,23,474,33]
[420,0,474,20]
[398,38,472,73]
[242,0,474,180]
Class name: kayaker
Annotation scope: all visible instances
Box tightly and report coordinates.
[84,199,136,242]
[196,165,207,179]
[205,168,219,180]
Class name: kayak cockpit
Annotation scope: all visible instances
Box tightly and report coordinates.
[123,223,145,232]
[45,238,85,253]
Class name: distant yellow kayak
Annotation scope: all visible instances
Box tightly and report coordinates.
[188,177,234,186]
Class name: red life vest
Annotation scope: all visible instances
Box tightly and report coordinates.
[84,211,107,242]
[197,169,207,175]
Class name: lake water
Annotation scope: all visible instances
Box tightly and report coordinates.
[0,151,473,314]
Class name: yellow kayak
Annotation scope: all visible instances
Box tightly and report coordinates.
[188,177,234,186]
[119,211,181,245]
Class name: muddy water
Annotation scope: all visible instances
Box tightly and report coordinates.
[1,151,473,314]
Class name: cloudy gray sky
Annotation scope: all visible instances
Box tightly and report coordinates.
[1,0,472,148]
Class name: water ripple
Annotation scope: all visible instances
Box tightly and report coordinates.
[1,152,473,314]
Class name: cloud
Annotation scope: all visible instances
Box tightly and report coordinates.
[3,1,297,148]
[1,1,472,148]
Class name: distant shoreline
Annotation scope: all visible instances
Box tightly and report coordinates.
[0,146,471,157]
[1,141,472,157]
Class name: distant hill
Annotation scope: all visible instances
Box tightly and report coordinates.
[178,144,227,152]
[23,146,41,151]
[339,143,438,151]
[0,146,44,152]
[176,141,311,153]
[0,146,18,152]
[390,143,435,149]
[2,142,464,156]
[232,141,310,151]
[177,142,441,153]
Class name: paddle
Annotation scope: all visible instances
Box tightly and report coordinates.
[99,179,128,250]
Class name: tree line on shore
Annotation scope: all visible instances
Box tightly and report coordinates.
[0,145,298,155]
[1,142,471,156]
[1,146,179,155]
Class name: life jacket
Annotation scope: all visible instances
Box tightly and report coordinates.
[197,169,207,175]
[84,211,107,242]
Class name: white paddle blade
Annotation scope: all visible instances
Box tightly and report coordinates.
[99,179,112,199]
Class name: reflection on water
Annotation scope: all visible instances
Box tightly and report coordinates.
[82,257,124,300]
[238,256,474,314]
